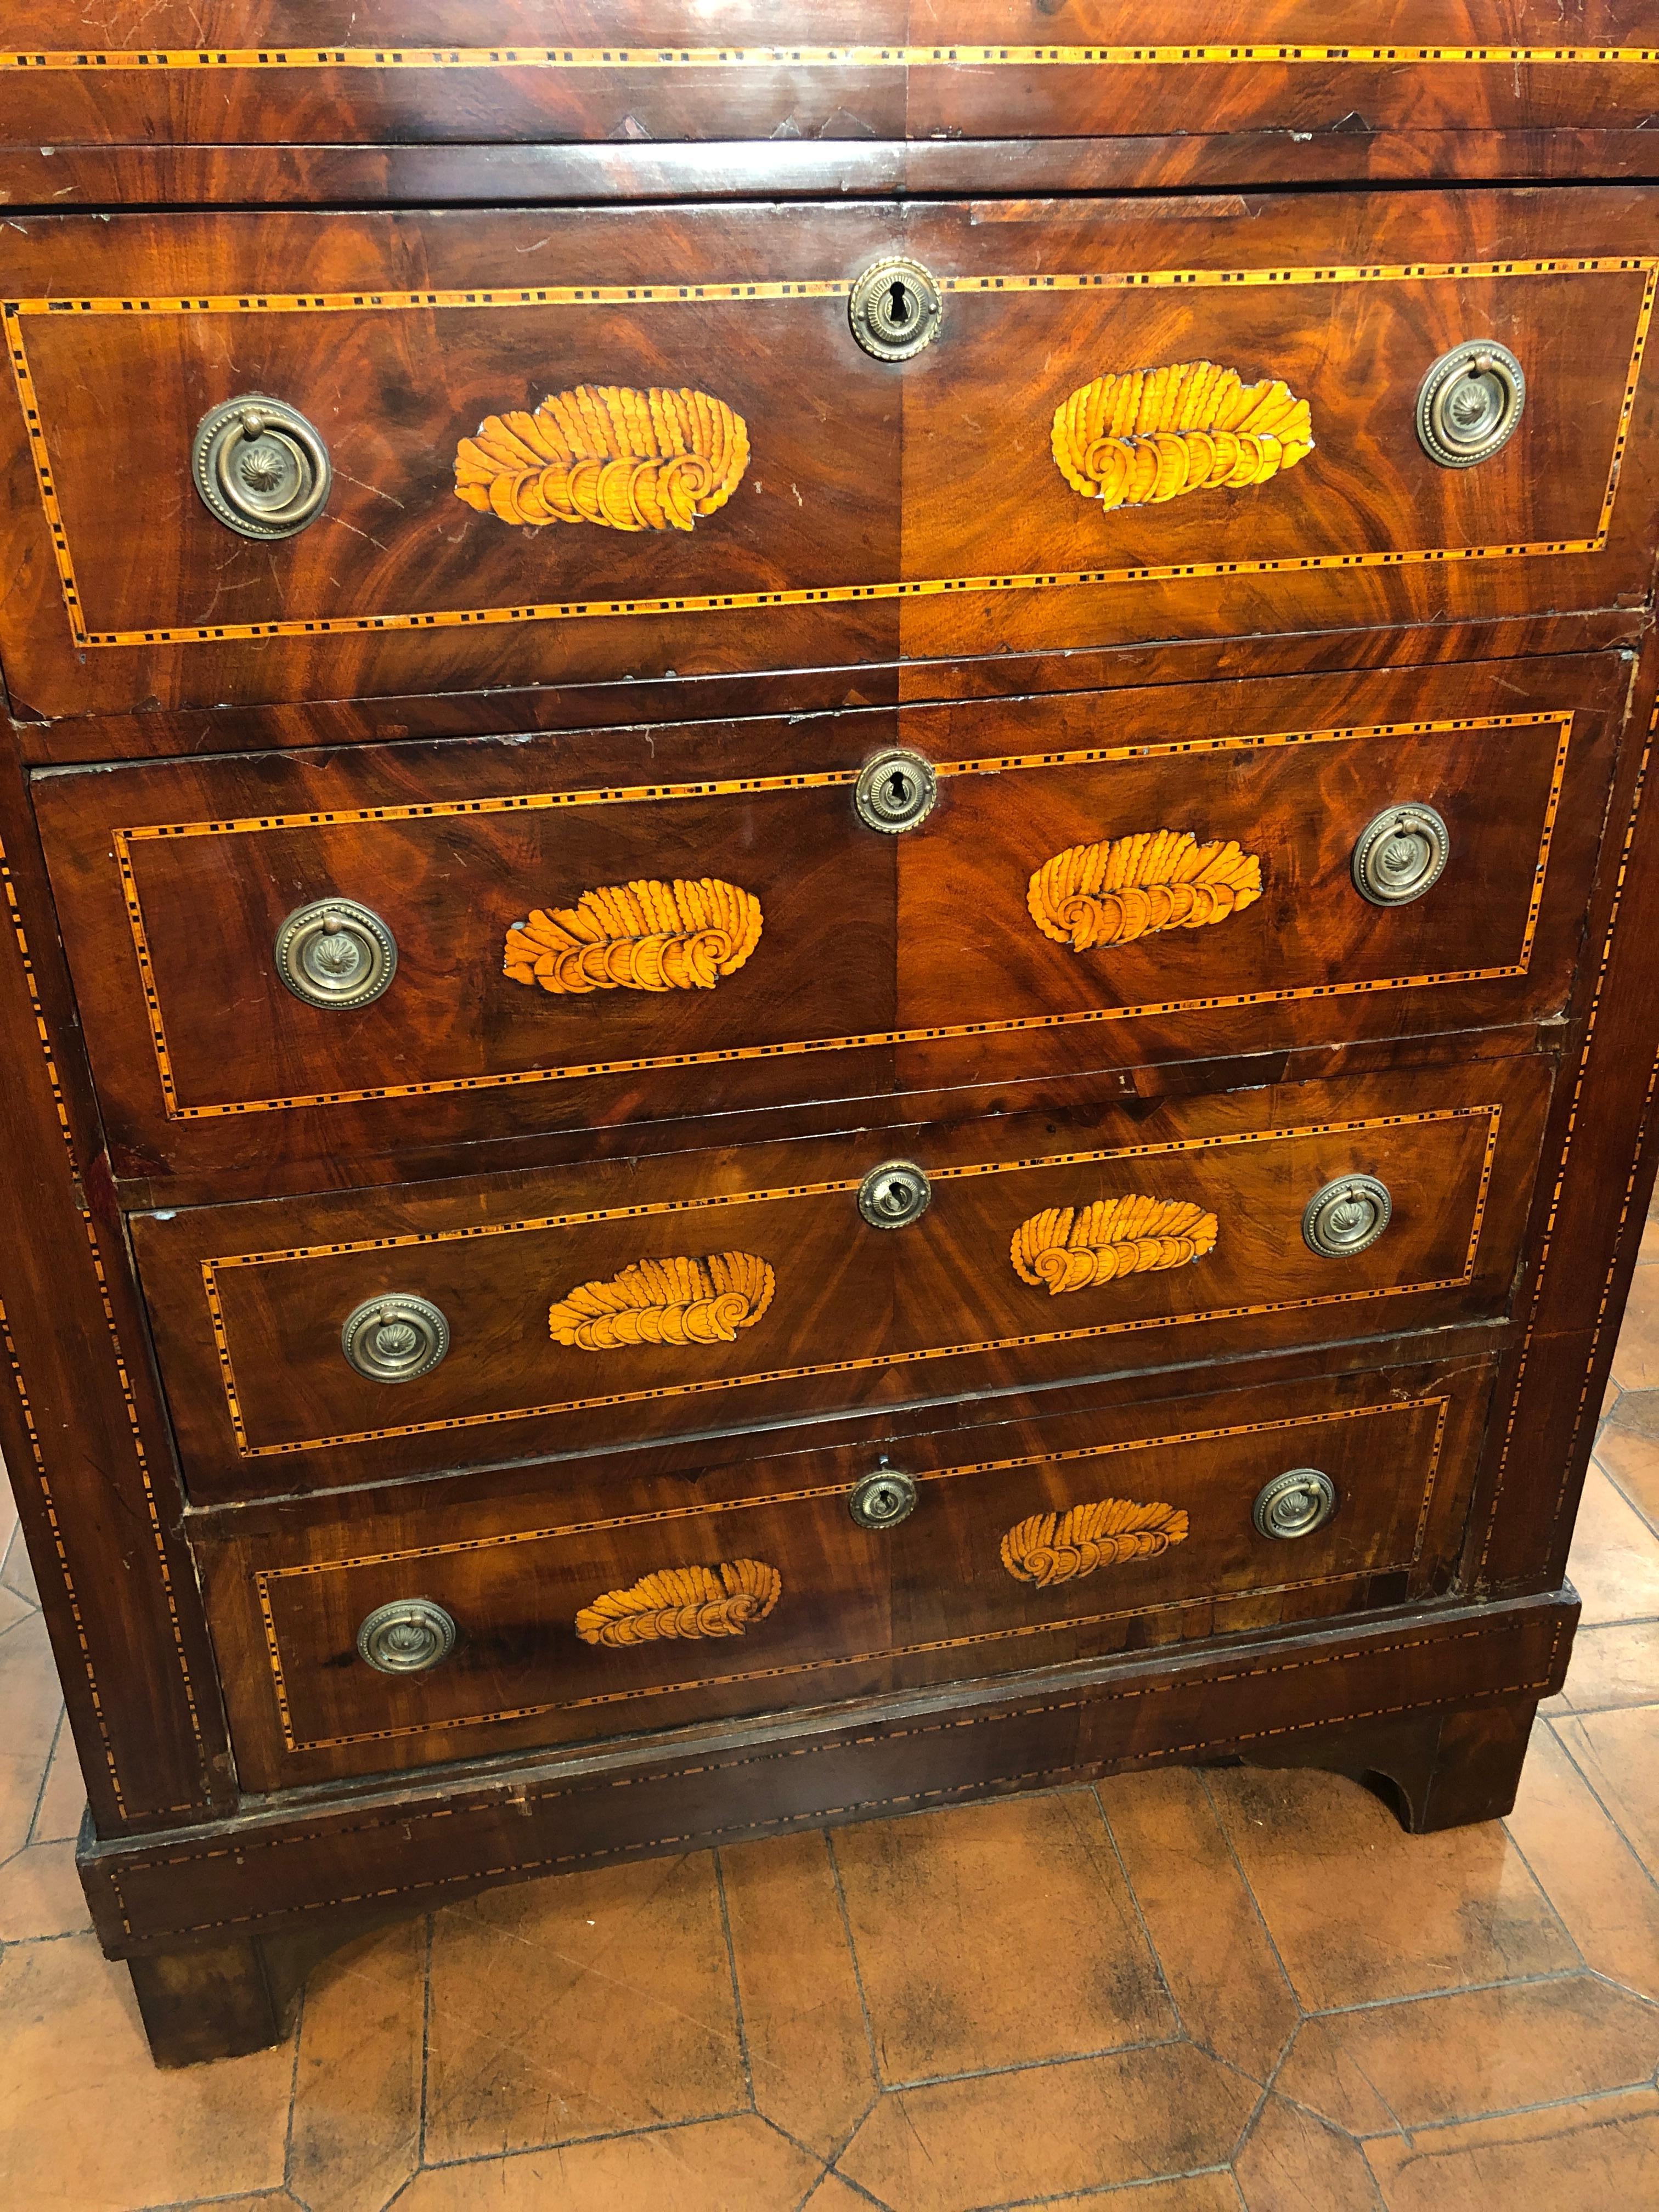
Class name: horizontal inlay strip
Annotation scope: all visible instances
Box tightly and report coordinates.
[10,46,1659,72]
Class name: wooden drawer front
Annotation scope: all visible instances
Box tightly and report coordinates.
[36,653,1623,1187]
[196,1354,1497,1791]
[3,189,1655,720]
[133,1057,1550,1502]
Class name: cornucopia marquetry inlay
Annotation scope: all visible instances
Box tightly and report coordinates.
[1011,1199,1220,1295]
[1027,832,1265,952]
[574,1559,782,1648]
[9,9,1657,2076]
[454,385,749,532]
[503,878,763,996]
[1051,363,1315,512]
[1000,1499,1191,1587]
[547,1252,776,1351]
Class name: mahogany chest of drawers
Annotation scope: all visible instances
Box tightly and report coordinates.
[5,4,1659,2066]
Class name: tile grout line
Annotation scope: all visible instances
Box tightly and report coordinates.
[416,1911,433,2175]
[280,1961,307,2211]
[711,1847,757,2115]
[1198,1768,1307,2029]
[1087,1783,1186,2040]
[1590,1448,1659,1549]
[413,2104,758,2171]
[879,2029,1190,2096]
[822,1830,885,2100]
[21,1703,64,1849]
[1543,1714,1659,1909]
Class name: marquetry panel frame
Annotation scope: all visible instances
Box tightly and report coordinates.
[113,709,1572,1122]
[5,257,1654,651]
[249,1390,1454,1757]
[195,1102,1502,1460]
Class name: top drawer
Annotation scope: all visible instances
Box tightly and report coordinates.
[2,185,1656,724]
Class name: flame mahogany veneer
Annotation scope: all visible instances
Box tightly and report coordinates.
[2,2,1658,2066]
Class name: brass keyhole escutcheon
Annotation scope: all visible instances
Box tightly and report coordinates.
[854,747,938,834]
[857,1160,933,1231]
[1416,341,1526,469]
[848,1464,919,1531]
[849,257,945,362]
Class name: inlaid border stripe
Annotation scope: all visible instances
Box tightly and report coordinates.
[1480,698,1659,1574]
[112,710,1572,1123]
[9,45,1659,72]
[7,257,1653,652]
[196,1103,1501,1459]
[0,837,211,1816]
[254,1392,1454,1755]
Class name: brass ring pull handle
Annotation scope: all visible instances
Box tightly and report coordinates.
[341,1295,450,1384]
[1302,1175,1392,1259]
[857,1159,933,1230]
[1416,342,1526,469]
[357,1598,457,1674]
[854,748,938,834]
[848,1465,919,1530]
[1351,803,1451,907]
[848,257,944,362]
[275,898,398,1010]
[1252,1468,1339,1541]
[192,393,332,538]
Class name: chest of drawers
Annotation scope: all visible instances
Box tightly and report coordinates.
[5,4,1659,2067]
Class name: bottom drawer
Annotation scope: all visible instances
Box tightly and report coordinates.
[199,1352,1497,1792]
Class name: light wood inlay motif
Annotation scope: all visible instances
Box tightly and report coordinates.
[1028,831,1263,951]
[1011,1198,1219,1295]
[574,1559,781,1648]
[455,385,749,532]
[504,877,763,996]
[1001,1499,1190,1587]
[548,1251,775,1352]
[1052,362,1314,512]
[5,260,1651,654]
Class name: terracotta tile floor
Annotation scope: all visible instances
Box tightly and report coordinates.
[10,1256,1659,2208]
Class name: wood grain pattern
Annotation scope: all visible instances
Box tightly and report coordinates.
[5,9,1659,2069]
[128,1057,1547,1502]
[7,2,1659,169]
[193,1353,1491,1791]
[1,190,1656,720]
[32,654,1622,1191]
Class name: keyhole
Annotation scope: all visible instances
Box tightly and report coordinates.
[885,279,914,328]
[884,769,914,810]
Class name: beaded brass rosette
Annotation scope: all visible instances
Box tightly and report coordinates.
[455,383,749,531]
[575,1559,782,1647]
[504,877,763,996]
[1052,361,1314,511]
[1028,830,1263,951]
[1011,1198,1218,1295]
[548,1251,775,1352]
[1001,1499,1189,1588]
